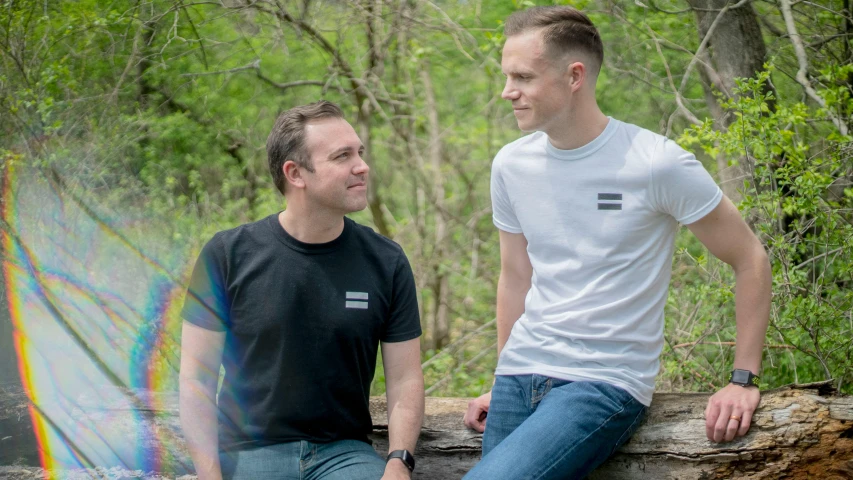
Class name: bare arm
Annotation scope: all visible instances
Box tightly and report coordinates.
[686,196,772,442]
[463,229,532,432]
[381,338,424,479]
[495,230,533,356]
[179,321,226,480]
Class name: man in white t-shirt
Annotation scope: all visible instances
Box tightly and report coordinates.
[462,6,771,479]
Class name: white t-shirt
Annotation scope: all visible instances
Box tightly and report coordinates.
[491,118,722,406]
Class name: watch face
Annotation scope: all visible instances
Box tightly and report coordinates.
[732,370,750,384]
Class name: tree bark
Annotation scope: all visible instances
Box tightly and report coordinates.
[0,175,17,388]
[686,0,770,200]
[421,65,450,352]
[1,382,851,479]
[0,163,38,461]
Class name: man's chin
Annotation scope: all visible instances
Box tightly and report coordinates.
[345,200,369,214]
[516,120,537,133]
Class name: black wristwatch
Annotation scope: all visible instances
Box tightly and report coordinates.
[386,449,415,472]
[729,369,760,388]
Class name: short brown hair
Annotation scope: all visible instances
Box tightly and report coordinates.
[266,100,344,195]
[504,6,603,75]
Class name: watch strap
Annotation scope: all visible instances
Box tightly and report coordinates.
[728,369,760,388]
[386,449,415,472]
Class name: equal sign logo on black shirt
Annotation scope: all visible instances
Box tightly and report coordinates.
[598,193,622,210]
[346,292,369,309]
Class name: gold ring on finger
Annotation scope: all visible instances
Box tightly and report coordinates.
[729,415,741,422]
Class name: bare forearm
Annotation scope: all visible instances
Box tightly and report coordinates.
[180,378,222,480]
[496,272,530,356]
[733,249,772,374]
[386,376,424,453]
[384,376,424,478]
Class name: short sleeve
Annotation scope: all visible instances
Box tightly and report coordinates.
[381,250,422,343]
[181,234,229,331]
[491,153,523,233]
[650,138,723,224]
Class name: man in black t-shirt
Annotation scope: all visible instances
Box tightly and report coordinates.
[179,101,424,480]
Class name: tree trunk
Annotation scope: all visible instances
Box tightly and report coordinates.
[686,0,770,200]
[0,163,38,461]
[136,21,157,110]
[0,268,16,388]
[421,65,450,351]
[1,382,851,479]
[844,0,853,133]
[0,192,17,387]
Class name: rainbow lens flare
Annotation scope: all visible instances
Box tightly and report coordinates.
[2,164,193,474]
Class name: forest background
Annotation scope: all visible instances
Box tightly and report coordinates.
[0,0,850,405]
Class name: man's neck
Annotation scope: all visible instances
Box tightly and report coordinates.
[546,102,609,151]
[278,204,345,244]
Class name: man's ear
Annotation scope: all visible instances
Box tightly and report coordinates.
[283,160,306,190]
[567,60,587,93]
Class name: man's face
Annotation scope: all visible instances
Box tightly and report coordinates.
[501,30,575,134]
[301,117,369,214]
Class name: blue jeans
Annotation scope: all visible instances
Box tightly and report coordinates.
[464,375,648,480]
[219,439,385,480]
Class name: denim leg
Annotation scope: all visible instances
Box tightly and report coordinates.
[304,439,385,480]
[219,442,301,480]
[481,375,535,456]
[465,380,648,480]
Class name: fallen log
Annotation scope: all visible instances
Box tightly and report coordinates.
[0,382,851,479]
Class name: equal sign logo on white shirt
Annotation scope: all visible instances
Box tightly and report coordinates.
[346,292,369,309]
[597,193,622,210]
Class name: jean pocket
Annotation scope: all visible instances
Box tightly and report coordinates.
[587,381,636,414]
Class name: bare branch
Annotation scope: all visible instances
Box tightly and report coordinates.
[793,247,845,270]
[416,0,480,61]
[179,59,259,77]
[779,0,849,135]
[258,78,326,90]
[606,7,722,94]
[644,0,693,14]
[178,58,326,91]
[645,25,703,135]
[424,342,496,395]
[421,319,497,370]
[760,15,786,37]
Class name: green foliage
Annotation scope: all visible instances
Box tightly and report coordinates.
[674,68,853,393]
[1,0,851,400]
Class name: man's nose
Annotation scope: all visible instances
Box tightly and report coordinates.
[501,80,519,100]
[354,155,370,175]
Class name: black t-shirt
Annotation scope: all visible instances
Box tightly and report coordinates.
[181,214,421,451]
